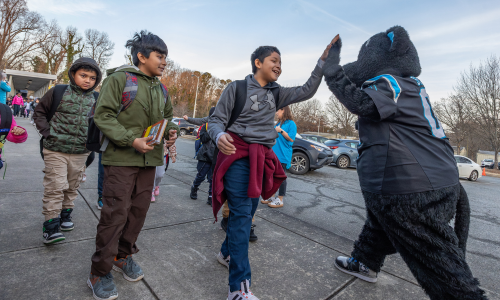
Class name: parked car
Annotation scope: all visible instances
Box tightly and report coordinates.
[172,118,196,136]
[481,159,495,169]
[455,155,482,181]
[289,133,334,175]
[300,134,330,144]
[324,139,359,169]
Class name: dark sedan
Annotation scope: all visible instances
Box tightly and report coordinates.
[324,139,359,169]
[289,133,334,175]
[172,118,196,136]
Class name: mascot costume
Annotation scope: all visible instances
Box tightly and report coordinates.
[323,26,487,300]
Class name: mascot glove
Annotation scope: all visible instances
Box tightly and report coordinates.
[323,38,342,77]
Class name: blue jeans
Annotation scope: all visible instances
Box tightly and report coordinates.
[193,160,213,196]
[220,158,259,292]
[97,153,104,198]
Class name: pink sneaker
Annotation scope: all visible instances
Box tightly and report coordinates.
[151,194,156,202]
[154,186,160,196]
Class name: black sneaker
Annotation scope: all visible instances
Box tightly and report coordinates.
[334,256,378,283]
[206,195,212,206]
[220,217,228,232]
[60,208,74,231]
[43,218,65,244]
[249,224,258,242]
[190,185,198,200]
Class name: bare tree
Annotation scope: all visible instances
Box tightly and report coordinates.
[58,26,84,82]
[83,29,114,70]
[290,98,327,133]
[456,55,500,167]
[0,0,56,69]
[326,95,357,138]
[434,93,470,155]
[38,22,65,74]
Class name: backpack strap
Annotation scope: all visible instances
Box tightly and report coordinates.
[48,84,69,122]
[160,83,168,104]
[226,80,247,130]
[121,72,139,111]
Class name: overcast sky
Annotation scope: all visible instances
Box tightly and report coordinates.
[28,0,500,105]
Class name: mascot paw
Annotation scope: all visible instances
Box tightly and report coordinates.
[324,37,342,77]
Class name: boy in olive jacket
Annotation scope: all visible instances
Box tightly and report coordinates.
[88,31,179,300]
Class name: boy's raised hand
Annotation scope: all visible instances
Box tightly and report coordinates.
[320,34,340,62]
[165,129,177,147]
[218,133,236,155]
[132,136,155,153]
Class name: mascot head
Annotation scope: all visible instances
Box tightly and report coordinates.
[342,26,421,87]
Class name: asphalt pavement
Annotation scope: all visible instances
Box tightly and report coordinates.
[1,117,499,300]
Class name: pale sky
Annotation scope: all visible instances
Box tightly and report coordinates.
[28,0,500,106]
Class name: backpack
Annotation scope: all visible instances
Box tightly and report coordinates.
[86,71,169,152]
[0,103,13,169]
[211,80,279,167]
[39,85,99,159]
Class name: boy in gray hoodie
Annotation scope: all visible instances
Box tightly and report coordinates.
[208,37,337,300]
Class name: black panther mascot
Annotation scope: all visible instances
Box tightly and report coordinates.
[324,26,487,300]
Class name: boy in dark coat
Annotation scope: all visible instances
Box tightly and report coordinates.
[323,26,486,300]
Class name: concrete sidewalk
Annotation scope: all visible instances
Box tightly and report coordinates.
[0,118,483,299]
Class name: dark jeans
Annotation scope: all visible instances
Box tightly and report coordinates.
[91,166,155,276]
[220,158,259,292]
[97,153,104,198]
[278,163,287,196]
[193,160,213,196]
[13,104,20,116]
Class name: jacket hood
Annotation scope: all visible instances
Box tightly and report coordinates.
[69,57,102,92]
[106,64,146,77]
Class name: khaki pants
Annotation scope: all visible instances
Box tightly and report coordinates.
[42,148,89,220]
[222,201,255,222]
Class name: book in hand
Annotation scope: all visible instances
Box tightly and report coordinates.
[142,119,168,146]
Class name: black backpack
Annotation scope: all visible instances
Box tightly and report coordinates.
[39,85,99,159]
[211,80,279,167]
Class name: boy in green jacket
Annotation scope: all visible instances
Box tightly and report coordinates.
[88,31,179,300]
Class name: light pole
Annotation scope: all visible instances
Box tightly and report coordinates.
[192,72,205,118]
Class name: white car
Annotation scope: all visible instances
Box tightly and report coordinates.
[481,159,495,169]
[454,155,482,181]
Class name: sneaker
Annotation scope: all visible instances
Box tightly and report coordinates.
[30,120,34,124]
[82,174,87,182]
[268,197,283,208]
[97,197,103,210]
[112,255,144,282]
[151,195,156,202]
[220,217,228,232]
[190,185,198,199]
[260,196,275,204]
[217,251,230,269]
[206,195,212,206]
[249,224,257,242]
[334,256,378,283]
[87,272,118,300]
[153,186,160,196]
[60,208,74,231]
[42,218,65,244]
[227,279,259,300]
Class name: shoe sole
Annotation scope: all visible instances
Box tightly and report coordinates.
[334,261,377,283]
[249,237,258,242]
[217,255,229,269]
[268,203,283,208]
[97,205,102,210]
[87,278,118,300]
[43,236,66,244]
[260,200,272,204]
[112,265,144,282]
[60,227,74,231]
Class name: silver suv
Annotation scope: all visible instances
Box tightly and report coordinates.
[481,159,495,169]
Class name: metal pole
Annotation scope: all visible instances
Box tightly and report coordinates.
[318,118,320,134]
[193,76,200,118]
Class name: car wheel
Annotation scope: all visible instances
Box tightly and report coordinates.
[290,152,309,175]
[336,155,350,169]
[179,129,187,136]
[468,170,478,182]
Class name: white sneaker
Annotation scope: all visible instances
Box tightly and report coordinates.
[227,280,259,300]
[260,196,276,204]
[267,197,283,208]
[217,251,230,269]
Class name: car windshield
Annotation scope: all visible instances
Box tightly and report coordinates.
[484,159,493,162]
[296,133,302,139]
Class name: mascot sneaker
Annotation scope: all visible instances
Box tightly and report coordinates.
[335,256,377,283]
[87,272,118,300]
[42,218,65,244]
[60,208,74,231]
[217,252,230,269]
[112,255,144,282]
[227,279,259,300]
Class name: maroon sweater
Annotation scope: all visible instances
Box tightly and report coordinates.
[212,132,287,220]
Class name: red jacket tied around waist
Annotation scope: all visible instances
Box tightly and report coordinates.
[212,132,287,220]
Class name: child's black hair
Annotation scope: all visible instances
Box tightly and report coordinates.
[72,65,99,75]
[125,30,168,67]
[251,46,281,74]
